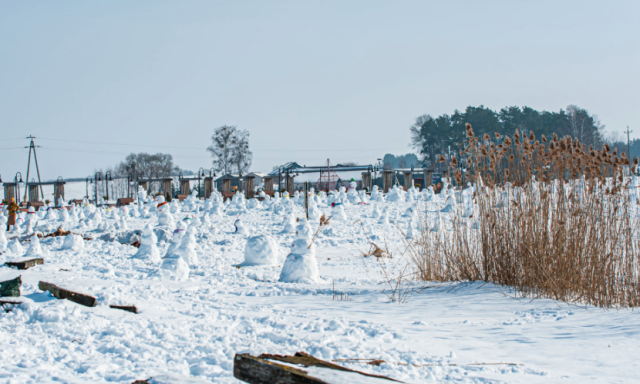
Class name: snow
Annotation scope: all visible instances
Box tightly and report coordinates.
[62,234,85,250]
[243,235,280,266]
[0,189,639,383]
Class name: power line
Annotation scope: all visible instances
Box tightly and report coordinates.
[37,137,408,152]
[36,147,381,161]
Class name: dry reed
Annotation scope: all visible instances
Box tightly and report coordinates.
[410,124,640,308]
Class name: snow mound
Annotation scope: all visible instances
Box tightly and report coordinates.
[160,256,190,281]
[61,234,84,250]
[133,224,161,263]
[243,235,279,266]
[279,218,320,283]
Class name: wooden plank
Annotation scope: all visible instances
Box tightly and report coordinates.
[110,305,138,314]
[234,353,328,384]
[0,300,23,312]
[259,352,403,382]
[38,281,97,307]
[5,258,44,270]
[117,198,134,207]
[234,352,403,384]
[0,276,22,297]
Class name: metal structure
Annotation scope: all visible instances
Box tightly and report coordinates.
[104,171,113,202]
[315,159,341,192]
[23,136,44,202]
[269,161,378,193]
[625,126,633,160]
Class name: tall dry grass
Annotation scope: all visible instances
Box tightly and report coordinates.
[410,125,640,308]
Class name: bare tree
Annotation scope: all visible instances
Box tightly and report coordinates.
[208,125,253,175]
[232,129,253,176]
[207,126,238,175]
[115,153,179,179]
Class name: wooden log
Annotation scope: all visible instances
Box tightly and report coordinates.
[109,305,138,314]
[261,352,402,382]
[4,258,44,270]
[0,300,23,312]
[234,353,328,384]
[38,281,97,307]
[234,352,403,384]
[0,276,21,297]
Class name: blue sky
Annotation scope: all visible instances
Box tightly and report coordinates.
[1,0,638,180]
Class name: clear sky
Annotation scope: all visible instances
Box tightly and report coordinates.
[1,0,638,181]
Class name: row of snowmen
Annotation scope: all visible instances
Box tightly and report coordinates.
[0,216,85,261]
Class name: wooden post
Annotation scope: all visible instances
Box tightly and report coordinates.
[180,179,190,195]
[361,172,372,191]
[287,175,295,195]
[204,176,214,199]
[54,181,65,204]
[303,182,309,219]
[263,177,274,193]
[403,171,412,191]
[383,170,394,193]
[162,178,173,202]
[424,170,433,189]
[3,183,16,202]
[28,184,40,202]
[222,179,231,193]
[245,176,255,199]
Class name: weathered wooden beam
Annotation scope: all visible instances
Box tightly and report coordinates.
[0,276,22,297]
[234,353,328,384]
[4,258,44,270]
[110,305,138,314]
[234,352,403,384]
[0,300,23,312]
[38,281,97,307]
[260,352,403,382]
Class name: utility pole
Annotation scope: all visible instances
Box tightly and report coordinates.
[23,135,44,201]
[624,126,632,159]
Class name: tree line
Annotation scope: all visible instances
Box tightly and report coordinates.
[409,105,622,167]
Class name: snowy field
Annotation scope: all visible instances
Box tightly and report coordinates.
[1,186,639,383]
